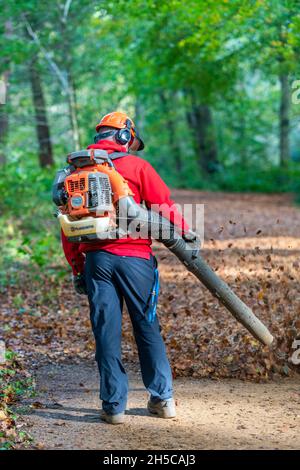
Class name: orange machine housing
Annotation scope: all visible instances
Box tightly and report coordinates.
[63,162,134,217]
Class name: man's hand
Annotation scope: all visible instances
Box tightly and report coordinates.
[183,229,201,246]
[73,273,88,295]
[182,229,201,257]
[182,229,198,243]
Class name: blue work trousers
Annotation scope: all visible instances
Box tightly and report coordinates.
[84,250,173,415]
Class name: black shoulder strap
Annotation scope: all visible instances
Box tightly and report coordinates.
[109,152,131,160]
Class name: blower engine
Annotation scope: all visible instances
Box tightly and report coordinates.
[53,149,274,347]
[52,149,134,241]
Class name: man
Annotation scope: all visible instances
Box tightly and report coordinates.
[61,111,191,424]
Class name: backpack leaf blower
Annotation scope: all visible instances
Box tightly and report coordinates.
[52,149,274,347]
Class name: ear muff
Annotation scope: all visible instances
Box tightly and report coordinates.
[115,119,132,145]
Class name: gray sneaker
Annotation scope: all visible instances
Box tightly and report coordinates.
[100,410,125,425]
[147,397,176,419]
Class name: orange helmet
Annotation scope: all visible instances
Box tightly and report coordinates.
[95,111,144,151]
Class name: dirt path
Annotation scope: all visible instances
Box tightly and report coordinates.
[18,362,300,450]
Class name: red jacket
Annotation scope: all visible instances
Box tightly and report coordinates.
[61,140,189,274]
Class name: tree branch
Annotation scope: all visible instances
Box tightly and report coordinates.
[62,0,73,24]
[24,16,70,94]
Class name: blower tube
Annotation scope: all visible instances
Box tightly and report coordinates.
[117,197,274,347]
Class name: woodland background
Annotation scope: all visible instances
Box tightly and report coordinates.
[1,1,300,274]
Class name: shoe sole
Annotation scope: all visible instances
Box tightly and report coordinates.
[100,413,125,425]
[147,406,176,419]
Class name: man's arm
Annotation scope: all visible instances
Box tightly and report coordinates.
[61,230,85,275]
[138,160,190,234]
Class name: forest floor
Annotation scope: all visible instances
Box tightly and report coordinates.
[17,362,300,450]
[2,190,300,449]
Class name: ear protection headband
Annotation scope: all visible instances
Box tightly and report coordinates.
[94,130,115,143]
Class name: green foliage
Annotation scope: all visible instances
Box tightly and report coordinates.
[1,0,300,167]
[0,350,34,450]
[0,159,61,286]
[212,163,300,193]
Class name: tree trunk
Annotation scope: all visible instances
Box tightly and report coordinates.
[59,12,81,151]
[66,72,80,150]
[279,73,290,167]
[159,91,183,173]
[134,100,145,134]
[187,96,218,174]
[238,110,247,168]
[24,16,80,151]
[29,58,54,167]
